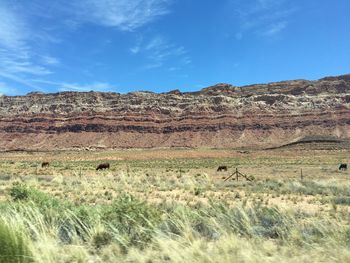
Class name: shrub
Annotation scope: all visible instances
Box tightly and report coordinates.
[194,187,204,196]
[333,196,350,205]
[102,193,161,248]
[92,231,113,249]
[251,206,293,239]
[57,205,96,243]
[207,201,295,240]
[9,183,30,201]
[9,183,63,209]
[0,220,33,263]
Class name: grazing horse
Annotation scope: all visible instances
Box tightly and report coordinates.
[96,163,110,171]
[217,165,228,172]
[41,162,50,168]
[339,164,347,171]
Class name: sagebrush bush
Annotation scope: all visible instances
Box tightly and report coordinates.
[9,183,30,201]
[333,196,350,205]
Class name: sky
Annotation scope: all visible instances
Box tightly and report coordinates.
[0,0,349,95]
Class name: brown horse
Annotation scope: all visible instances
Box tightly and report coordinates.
[339,164,347,171]
[41,162,50,168]
[96,163,110,171]
[217,165,228,172]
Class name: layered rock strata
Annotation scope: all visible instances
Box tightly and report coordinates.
[0,74,349,150]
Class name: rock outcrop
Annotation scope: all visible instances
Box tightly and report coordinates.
[0,74,349,151]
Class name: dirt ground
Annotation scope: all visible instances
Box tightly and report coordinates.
[0,148,349,215]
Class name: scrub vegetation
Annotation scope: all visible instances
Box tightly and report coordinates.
[0,149,349,262]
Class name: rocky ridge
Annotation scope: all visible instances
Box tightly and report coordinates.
[0,74,349,151]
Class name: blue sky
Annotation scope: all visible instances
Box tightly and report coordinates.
[0,0,349,95]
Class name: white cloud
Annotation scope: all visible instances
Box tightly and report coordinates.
[131,35,191,70]
[261,21,287,36]
[130,46,141,54]
[59,82,115,92]
[0,0,174,92]
[0,53,52,76]
[15,0,172,32]
[0,6,28,49]
[0,3,58,89]
[41,55,60,65]
[73,0,172,31]
[30,79,116,92]
[31,78,117,92]
[232,0,295,38]
[0,82,17,95]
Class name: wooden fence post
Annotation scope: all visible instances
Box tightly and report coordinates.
[300,168,303,181]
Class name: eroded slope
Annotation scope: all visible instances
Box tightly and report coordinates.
[0,74,349,150]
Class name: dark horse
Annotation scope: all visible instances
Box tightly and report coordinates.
[339,164,347,171]
[96,163,110,171]
[217,165,228,172]
[41,162,50,168]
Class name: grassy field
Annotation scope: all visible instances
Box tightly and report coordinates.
[0,148,349,262]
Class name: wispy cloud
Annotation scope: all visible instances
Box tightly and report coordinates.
[0,82,17,95]
[232,0,296,39]
[0,5,28,49]
[0,51,52,76]
[41,55,60,65]
[0,3,58,89]
[72,0,172,31]
[0,0,173,93]
[261,21,287,36]
[17,0,172,32]
[31,79,116,92]
[131,35,191,69]
[59,81,115,92]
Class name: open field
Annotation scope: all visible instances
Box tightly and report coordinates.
[0,148,349,262]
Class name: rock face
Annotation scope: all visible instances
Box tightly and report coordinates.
[0,74,349,151]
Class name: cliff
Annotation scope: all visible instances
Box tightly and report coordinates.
[0,74,349,151]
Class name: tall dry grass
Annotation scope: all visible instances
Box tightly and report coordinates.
[0,182,349,262]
